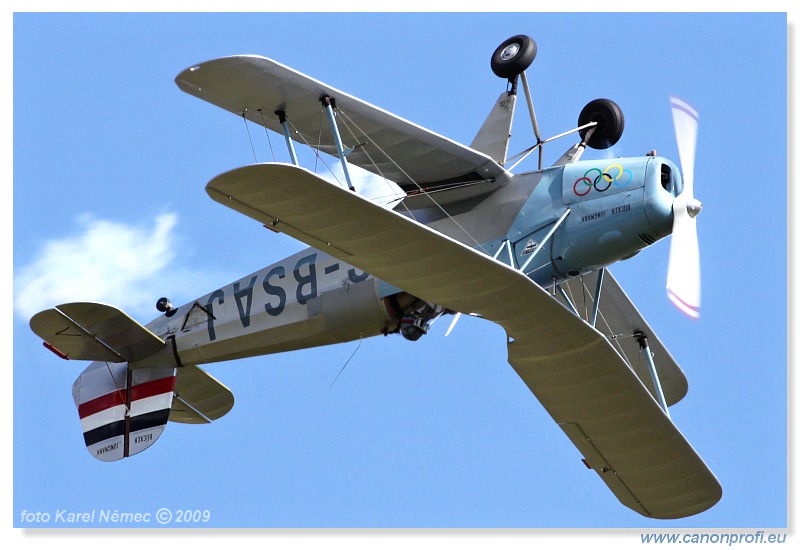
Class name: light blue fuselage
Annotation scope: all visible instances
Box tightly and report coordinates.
[486,155,680,287]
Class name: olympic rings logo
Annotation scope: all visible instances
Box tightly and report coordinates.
[573,164,633,197]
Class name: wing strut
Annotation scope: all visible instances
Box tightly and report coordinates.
[519,71,544,169]
[519,208,571,273]
[275,110,300,166]
[589,267,605,327]
[635,332,671,418]
[492,239,517,269]
[555,284,580,317]
[320,96,355,191]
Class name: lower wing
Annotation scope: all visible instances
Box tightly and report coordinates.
[205,162,721,519]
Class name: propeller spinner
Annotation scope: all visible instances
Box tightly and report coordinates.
[666,96,702,319]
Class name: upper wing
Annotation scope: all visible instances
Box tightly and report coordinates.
[30,302,165,363]
[205,162,721,519]
[175,56,509,191]
[559,270,689,406]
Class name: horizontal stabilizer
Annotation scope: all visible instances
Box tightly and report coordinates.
[170,365,235,424]
[30,302,165,362]
[73,362,175,461]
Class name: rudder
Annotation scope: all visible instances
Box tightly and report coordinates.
[74,362,175,461]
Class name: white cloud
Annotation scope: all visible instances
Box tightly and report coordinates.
[14,213,205,321]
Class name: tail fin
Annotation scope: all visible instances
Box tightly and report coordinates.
[32,301,235,460]
[470,91,516,164]
[73,362,175,462]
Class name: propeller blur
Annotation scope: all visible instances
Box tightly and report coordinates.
[667,96,702,319]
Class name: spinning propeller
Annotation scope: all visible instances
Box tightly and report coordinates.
[666,97,702,319]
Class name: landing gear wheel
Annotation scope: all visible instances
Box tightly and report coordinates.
[491,35,537,79]
[578,98,625,150]
[156,297,174,314]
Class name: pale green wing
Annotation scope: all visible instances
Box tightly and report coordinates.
[205,162,721,519]
[175,55,508,191]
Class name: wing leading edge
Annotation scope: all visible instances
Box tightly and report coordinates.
[206,162,721,519]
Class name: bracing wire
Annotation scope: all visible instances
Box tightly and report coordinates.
[241,111,258,163]
[329,335,363,389]
[237,102,497,253]
[93,336,128,413]
[57,305,130,413]
[258,110,276,162]
[556,275,631,365]
[314,109,324,174]
[579,275,637,368]
[336,108,489,253]
[580,275,588,320]
[335,114,419,221]
[78,314,129,412]
[285,118,344,188]
[335,113,408,204]
[503,121,597,172]
[101,360,129,413]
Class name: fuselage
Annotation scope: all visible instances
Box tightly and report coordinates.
[136,154,682,369]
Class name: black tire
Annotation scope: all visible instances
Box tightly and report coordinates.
[578,98,625,150]
[491,35,537,79]
[156,297,172,313]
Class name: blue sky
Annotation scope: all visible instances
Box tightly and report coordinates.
[10,9,790,540]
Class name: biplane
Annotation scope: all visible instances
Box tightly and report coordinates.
[30,34,720,519]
